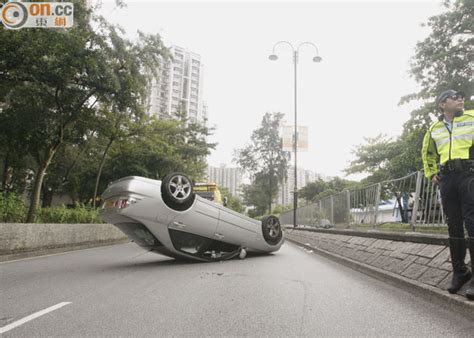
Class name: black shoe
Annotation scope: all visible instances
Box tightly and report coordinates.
[447,238,471,294]
[466,238,474,300]
[447,269,472,294]
[466,279,474,300]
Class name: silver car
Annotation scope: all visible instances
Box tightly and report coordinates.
[100,172,284,262]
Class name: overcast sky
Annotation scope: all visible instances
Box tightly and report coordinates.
[98,0,444,180]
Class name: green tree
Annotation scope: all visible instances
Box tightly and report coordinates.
[270,204,292,217]
[403,0,473,102]
[234,112,290,215]
[344,135,400,183]
[299,177,358,202]
[346,1,473,182]
[41,128,102,206]
[91,30,170,206]
[96,116,215,197]
[399,0,473,171]
[299,179,330,202]
[241,175,270,218]
[219,187,244,213]
[0,3,167,221]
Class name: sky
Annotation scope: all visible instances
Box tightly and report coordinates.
[97,0,444,180]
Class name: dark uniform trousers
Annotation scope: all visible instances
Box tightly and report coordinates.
[440,170,474,238]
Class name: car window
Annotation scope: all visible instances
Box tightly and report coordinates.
[169,229,240,260]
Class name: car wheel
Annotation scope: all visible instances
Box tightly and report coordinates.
[261,215,282,245]
[161,172,195,211]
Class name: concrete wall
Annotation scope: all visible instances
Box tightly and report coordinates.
[0,223,128,261]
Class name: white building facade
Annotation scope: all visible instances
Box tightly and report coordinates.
[148,45,207,124]
[276,167,322,206]
[206,165,244,197]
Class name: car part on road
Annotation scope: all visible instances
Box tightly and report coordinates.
[239,248,247,259]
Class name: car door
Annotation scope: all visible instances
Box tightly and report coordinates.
[215,207,259,247]
[168,197,219,239]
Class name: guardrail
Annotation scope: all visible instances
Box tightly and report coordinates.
[280,171,445,231]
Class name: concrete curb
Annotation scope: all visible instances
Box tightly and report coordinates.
[285,226,450,245]
[0,238,130,262]
[287,237,474,321]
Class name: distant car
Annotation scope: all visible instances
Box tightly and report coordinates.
[319,219,334,229]
[100,172,284,262]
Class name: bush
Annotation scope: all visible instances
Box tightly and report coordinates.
[35,204,103,224]
[0,192,27,222]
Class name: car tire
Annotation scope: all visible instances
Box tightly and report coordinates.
[161,172,195,211]
[261,215,282,245]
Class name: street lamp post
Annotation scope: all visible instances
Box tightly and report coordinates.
[269,41,322,228]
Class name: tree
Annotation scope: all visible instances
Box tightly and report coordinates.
[344,135,401,183]
[91,30,170,206]
[241,176,271,218]
[346,1,473,182]
[171,111,217,181]
[0,3,167,221]
[234,112,290,215]
[96,116,215,198]
[398,0,473,171]
[403,0,473,102]
[219,187,244,213]
[299,177,358,202]
[299,179,329,202]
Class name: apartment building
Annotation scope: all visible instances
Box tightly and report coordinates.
[276,167,323,206]
[206,165,244,197]
[147,45,207,124]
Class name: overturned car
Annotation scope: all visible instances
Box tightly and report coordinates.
[100,172,284,262]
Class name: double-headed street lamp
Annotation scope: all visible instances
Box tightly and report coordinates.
[269,41,322,228]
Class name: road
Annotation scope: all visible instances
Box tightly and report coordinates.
[1,242,473,337]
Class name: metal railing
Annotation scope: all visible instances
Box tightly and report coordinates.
[280,171,446,231]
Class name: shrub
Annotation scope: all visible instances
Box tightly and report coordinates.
[0,192,27,223]
[35,204,103,224]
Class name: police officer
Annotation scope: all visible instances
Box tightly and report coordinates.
[422,89,474,300]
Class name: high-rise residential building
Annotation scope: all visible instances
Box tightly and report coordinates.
[276,167,322,206]
[147,45,207,124]
[206,165,244,197]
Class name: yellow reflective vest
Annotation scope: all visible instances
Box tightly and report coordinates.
[422,109,474,179]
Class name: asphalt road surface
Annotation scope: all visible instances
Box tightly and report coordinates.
[1,241,473,337]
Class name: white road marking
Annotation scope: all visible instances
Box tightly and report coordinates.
[0,302,71,334]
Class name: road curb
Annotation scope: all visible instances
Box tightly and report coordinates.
[287,237,474,321]
[0,239,129,262]
[287,227,450,245]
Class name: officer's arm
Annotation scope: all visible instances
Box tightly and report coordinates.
[421,130,439,180]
